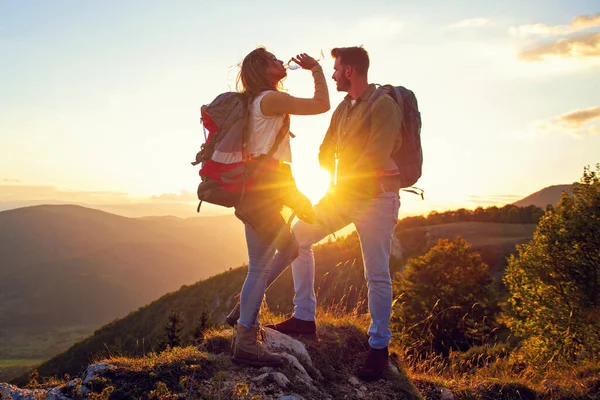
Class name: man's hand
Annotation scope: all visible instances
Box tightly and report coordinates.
[290,53,319,70]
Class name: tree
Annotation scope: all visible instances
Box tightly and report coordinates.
[392,237,499,356]
[192,301,212,344]
[160,309,184,350]
[504,164,600,365]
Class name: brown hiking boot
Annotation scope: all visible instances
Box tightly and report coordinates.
[358,346,388,381]
[265,317,316,335]
[232,324,282,367]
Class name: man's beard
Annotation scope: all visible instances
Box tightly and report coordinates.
[336,75,351,92]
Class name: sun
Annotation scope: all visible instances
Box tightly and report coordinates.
[293,166,331,205]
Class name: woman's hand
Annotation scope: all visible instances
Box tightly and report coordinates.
[290,53,319,70]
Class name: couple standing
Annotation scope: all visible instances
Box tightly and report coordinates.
[230,46,403,381]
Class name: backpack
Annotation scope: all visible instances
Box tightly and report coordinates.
[191,92,290,212]
[368,85,423,192]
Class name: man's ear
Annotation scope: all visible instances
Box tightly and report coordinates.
[345,66,353,78]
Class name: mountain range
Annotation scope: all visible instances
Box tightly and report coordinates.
[512,184,572,208]
[0,205,246,360]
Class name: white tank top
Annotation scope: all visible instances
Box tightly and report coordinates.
[246,90,292,162]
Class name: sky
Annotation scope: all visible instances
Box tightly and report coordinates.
[1,0,599,218]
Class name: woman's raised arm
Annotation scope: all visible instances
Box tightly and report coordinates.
[261,63,330,116]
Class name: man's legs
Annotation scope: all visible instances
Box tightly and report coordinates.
[354,192,400,348]
[288,220,330,320]
[266,196,354,334]
[354,192,399,381]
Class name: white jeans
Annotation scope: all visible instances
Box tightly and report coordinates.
[266,191,400,349]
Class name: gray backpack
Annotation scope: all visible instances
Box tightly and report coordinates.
[192,92,289,210]
[368,85,423,190]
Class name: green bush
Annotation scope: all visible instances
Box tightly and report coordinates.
[392,237,499,355]
[504,164,600,366]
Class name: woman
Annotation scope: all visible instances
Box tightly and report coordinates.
[232,47,329,367]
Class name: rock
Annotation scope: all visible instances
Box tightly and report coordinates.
[280,353,313,382]
[359,385,367,392]
[356,390,365,398]
[296,376,319,392]
[441,388,455,400]
[271,372,291,388]
[388,362,401,377]
[82,363,117,384]
[349,376,361,386]
[0,377,91,399]
[65,379,88,397]
[46,385,72,400]
[251,372,270,382]
[0,383,49,400]
[259,366,274,373]
[262,328,313,366]
[279,395,306,400]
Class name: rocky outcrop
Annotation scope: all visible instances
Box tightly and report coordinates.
[0,328,420,400]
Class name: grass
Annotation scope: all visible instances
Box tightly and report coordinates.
[0,359,47,383]
[394,339,600,400]
[0,359,45,368]
[11,305,600,399]
[0,325,97,359]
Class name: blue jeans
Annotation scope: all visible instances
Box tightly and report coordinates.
[238,223,298,328]
[265,191,400,349]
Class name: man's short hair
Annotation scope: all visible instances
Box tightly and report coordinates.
[331,46,370,76]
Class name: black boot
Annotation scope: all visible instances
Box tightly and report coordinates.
[225,301,240,327]
[358,346,388,381]
[266,317,316,335]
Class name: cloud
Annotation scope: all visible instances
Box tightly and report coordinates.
[449,18,489,29]
[511,13,600,66]
[151,190,196,202]
[518,31,600,61]
[0,184,217,218]
[0,184,130,202]
[465,194,523,205]
[556,106,600,127]
[533,106,600,136]
[510,13,600,37]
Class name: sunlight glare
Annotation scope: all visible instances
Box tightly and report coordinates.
[294,166,331,205]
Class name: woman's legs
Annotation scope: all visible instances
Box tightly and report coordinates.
[234,223,282,366]
[238,223,276,328]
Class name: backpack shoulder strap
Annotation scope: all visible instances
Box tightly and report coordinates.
[368,85,404,109]
[240,93,252,160]
[265,114,291,158]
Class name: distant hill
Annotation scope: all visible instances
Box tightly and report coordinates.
[0,205,246,359]
[513,184,573,209]
[12,220,536,384]
[395,222,536,279]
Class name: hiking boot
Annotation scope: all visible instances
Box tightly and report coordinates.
[266,317,316,335]
[358,346,388,381]
[226,300,241,327]
[232,324,282,367]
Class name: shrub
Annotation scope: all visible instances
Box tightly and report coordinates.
[393,237,499,355]
[504,164,600,366]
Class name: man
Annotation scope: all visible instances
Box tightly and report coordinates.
[266,46,403,381]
